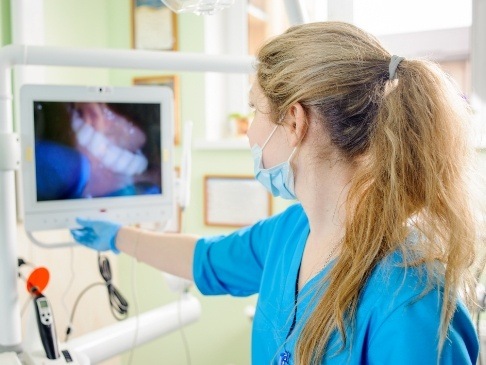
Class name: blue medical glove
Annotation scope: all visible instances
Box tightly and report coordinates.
[70,218,121,254]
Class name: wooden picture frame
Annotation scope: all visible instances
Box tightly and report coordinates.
[133,75,181,145]
[204,175,272,227]
[131,0,178,51]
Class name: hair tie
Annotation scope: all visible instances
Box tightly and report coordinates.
[389,55,405,80]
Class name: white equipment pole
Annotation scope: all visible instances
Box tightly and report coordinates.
[0,49,22,351]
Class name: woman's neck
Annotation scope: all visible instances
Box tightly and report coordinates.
[296,156,356,241]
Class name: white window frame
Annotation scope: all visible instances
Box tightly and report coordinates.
[200,1,251,149]
[199,0,477,148]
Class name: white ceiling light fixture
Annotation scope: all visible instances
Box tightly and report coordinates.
[161,0,235,15]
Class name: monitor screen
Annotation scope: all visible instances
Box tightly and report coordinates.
[20,85,175,231]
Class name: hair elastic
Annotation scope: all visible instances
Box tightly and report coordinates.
[389,55,405,80]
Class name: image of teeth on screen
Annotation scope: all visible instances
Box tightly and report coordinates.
[34,101,161,200]
[20,84,174,232]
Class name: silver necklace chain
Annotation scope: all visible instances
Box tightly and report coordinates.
[323,241,341,268]
[301,239,342,288]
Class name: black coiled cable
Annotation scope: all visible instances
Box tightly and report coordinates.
[65,253,129,341]
[98,253,129,320]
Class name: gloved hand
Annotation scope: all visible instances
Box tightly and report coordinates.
[70,218,121,254]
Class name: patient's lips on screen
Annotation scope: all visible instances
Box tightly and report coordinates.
[71,102,149,197]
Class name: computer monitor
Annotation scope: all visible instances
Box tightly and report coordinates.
[20,84,175,232]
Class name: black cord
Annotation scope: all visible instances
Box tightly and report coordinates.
[18,257,28,268]
[64,254,129,341]
[97,253,129,321]
[17,257,34,280]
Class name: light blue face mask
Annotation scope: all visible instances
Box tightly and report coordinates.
[251,125,297,200]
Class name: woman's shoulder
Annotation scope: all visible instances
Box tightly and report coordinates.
[258,202,306,228]
[358,249,447,320]
[276,202,305,217]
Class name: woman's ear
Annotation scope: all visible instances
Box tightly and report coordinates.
[286,102,308,147]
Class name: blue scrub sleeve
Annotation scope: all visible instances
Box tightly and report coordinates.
[193,218,276,297]
[366,293,479,365]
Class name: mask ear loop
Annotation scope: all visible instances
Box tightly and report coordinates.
[261,125,279,150]
[262,121,299,163]
[287,146,297,163]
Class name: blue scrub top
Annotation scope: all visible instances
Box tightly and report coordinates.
[193,204,479,364]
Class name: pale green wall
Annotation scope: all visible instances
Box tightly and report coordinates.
[42,0,110,85]
[0,0,11,46]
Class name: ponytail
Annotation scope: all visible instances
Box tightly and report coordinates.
[298,60,477,364]
[359,59,477,349]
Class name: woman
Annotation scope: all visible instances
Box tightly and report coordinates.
[71,22,480,364]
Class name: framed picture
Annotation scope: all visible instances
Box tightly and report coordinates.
[204,175,272,227]
[133,75,181,145]
[131,0,178,51]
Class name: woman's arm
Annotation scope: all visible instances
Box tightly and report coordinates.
[116,226,200,281]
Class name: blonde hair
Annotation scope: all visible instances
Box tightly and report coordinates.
[256,22,477,364]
